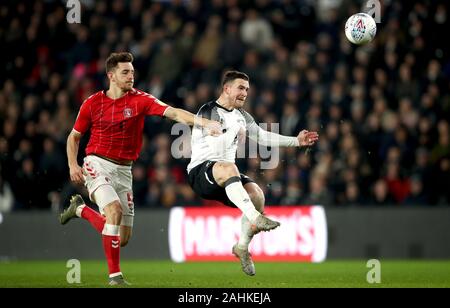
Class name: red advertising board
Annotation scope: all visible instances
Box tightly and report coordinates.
[169,206,327,262]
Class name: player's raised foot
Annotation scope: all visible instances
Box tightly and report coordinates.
[252,215,281,233]
[108,275,131,286]
[232,244,255,276]
[59,194,84,225]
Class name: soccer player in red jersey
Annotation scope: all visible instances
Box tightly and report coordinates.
[59,52,220,285]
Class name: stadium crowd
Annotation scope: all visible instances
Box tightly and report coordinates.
[0,0,449,212]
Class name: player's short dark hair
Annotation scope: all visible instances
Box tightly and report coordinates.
[221,71,249,87]
[106,52,134,73]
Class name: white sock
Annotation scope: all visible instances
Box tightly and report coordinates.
[75,204,85,217]
[238,214,254,250]
[224,177,261,223]
[102,223,120,236]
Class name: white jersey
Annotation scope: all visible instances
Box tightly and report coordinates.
[187,101,299,173]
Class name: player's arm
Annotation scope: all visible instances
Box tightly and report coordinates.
[248,123,318,147]
[143,94,221,135]
[67,100,91,185]
[164,106,222,136]
[242,110,318,147]
[67,130,84,185]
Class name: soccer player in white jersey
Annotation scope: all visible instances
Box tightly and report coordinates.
[187,71,319,276]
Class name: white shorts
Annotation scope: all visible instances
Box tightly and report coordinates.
[83,155,134,227]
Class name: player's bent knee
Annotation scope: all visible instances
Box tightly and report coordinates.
[213,162,240,186]
[226,164,240,177]
[93,184,122,220]
[104,201,123,223]
[217,162,239,175]
[107,201,122,214]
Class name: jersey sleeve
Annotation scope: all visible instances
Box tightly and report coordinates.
[239,109,256,130]
[239,109,299,147]
[239,108,259,139]
[197,103,221,122]
[73,100,92,134]
[197,103,224,136]
[142,92,169,117]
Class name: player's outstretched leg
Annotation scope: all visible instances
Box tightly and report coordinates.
[233,183,280,276]
[232,243,255,276]
[213,163,281,231]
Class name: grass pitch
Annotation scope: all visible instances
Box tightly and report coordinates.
[0,260,449,288]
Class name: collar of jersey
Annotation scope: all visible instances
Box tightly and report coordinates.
[214,101,233,112]
[103,89,135,100]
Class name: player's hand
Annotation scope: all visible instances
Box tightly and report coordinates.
[69,164,85,185]
[297,130,319,147]
[203,120,222,136]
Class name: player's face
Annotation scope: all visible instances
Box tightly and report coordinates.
[227,79,249,108]
[111,62,135,91]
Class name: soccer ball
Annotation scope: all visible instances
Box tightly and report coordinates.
[345,13,377,45]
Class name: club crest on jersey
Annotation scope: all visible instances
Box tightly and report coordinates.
[123,108,133,118]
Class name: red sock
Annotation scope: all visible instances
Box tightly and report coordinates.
[102,229,121,276]
[81,206,106,233]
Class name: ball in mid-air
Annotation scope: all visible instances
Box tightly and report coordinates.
[345,13,377,45]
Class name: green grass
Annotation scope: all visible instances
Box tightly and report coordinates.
[0,260,449,288]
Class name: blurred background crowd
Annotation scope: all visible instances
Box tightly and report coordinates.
[0,0,449,212]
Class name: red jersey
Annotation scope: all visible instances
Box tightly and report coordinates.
[73,89,169,161]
